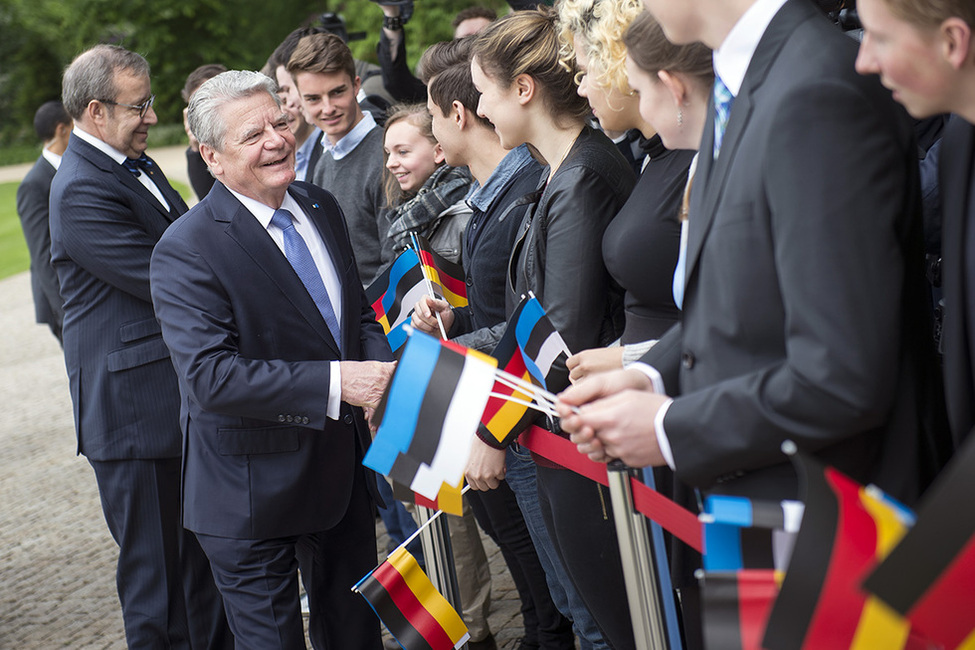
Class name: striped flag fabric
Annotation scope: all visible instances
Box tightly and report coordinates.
[353,546,470,650]
[364,330,497,501]
[512,295,569,390]
[479,296,570,448]
[863,435,975,649]
[414,480,464,517]
[413,235,467,309]
[702,496,804,572]
[762,452,920,650]
[701,569,782,650]
[367,248,427,352]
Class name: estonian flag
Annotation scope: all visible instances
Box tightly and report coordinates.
[513,295,569,390]
[364,330,497,501]
[353,547,470,650]
[864,435,975,649]
[762,452,926,650]
[702,495,804,572]
[367,248,427,352]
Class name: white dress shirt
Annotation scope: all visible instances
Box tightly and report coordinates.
[72,126,170,211]
[41,147,62,170]
[228,188,345,421]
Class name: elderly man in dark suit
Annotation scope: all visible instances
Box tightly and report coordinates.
[559,0,948,643]
[16,101,71,343]
[150,70,395,650]
[856,0,975,447]
[49,44,230,648]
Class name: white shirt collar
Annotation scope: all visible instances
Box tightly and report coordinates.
[72,125,128,164]
[321,111,377,161]
[41,147,62,170]
[713,0,789,96]
[226,186,305,229]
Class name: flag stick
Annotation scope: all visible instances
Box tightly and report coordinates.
[410,232,449,340]
[352,484,473,593]
[488,392,559,418]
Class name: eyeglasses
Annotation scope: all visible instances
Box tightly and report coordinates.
[99,94,155,119]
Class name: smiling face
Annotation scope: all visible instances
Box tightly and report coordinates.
[573,35,643,134]
[204,92,296,207]
[294,69,363,145]
[101,69,157,158]
[855,0,957,118]
[471,57,526,150]
[427,92,465,168]
[274,65,308,136]
[384,117,444,194]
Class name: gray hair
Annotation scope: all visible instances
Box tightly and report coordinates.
[62,45,150,120]
[188,70,280,151]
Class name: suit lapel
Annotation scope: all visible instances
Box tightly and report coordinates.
[217,183,341,357]
[685,0,805,282]
[143,155,189,219]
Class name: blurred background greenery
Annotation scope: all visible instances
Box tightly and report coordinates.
[0,0,511,162]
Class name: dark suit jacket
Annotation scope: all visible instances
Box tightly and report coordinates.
[150,181,393,540]
[49,135,187,460]
[16,155,63,330]
[940,116,975,445]
[644,0,944,504]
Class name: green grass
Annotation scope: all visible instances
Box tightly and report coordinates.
[0,178,193,282]
[0,182,29,279]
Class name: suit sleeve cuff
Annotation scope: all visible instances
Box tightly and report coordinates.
[327,361,341,420]
[627,361,667,395]
[654,398,676,470]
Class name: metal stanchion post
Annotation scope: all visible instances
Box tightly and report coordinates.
[414,505,463,616]
[608,460,670,650]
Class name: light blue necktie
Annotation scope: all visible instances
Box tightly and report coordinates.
[713,75,734,159]
[270,208,342,351]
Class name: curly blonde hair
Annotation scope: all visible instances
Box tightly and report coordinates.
[556,0,644,94]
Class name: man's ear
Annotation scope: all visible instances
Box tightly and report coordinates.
[434,142,446,165]
[941,17,973,70]
[453,101,468,130]
[85,99,107,126]
[199,143,222,177]
[514,73,536,106]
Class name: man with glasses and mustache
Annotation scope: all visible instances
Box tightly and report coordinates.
[49,44,231,649]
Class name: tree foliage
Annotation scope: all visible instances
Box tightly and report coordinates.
[0,0,511,145]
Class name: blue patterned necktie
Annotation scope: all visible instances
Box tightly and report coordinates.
[270,208,342,351]
[713,75,734,159]
[122,153,154,177]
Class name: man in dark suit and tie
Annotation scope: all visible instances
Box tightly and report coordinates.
[16,101,71,344]
[49,44,230,648]
[150,70,395,650]
[559,0,948,641]
[856,0,975,446]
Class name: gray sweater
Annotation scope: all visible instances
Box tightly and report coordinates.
[310,126,387,286]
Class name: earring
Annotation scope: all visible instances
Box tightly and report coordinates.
[677,107,684,127]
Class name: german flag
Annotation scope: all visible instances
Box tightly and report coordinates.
[762,453,918,650]
[701,569,782,650]
[366,248,427,352]
[354,547,470,650]
[413,235,467,308]
[364,330,497,502]
[864,436,975,649]
[414,480,464,517]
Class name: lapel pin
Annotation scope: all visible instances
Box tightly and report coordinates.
[312,203,319,209]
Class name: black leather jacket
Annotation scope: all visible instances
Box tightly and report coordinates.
[506,126,635,392]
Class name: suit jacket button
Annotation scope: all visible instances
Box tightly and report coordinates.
[466,276,474,286]
[302,417,309,424]
[343,414,354,425]
[681,352,695,369]
[286,415,293,422]
[278,415,285,422]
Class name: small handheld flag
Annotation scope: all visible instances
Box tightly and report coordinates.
[367,248,427,352]
[353,547,470,650]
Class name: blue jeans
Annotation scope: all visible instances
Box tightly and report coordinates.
[375,475,424,565]
[504,445,610,650]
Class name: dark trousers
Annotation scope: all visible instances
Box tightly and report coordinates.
[89,457,231,650]
[195,464,380,650]
[468,482,575,649]
[536,464,636,650]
